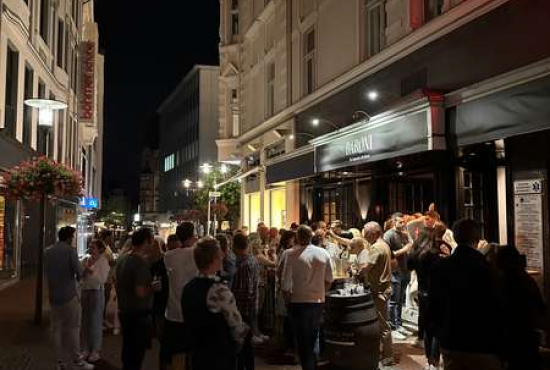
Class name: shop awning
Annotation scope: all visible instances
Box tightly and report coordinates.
[0,131,34,171]
[453,74,550,146]
[311,93,446,173]
[214,166,262,189]
[265,147,315,185]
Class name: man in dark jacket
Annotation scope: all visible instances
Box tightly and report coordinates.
[430,219,504,370]
[182,237,249,370]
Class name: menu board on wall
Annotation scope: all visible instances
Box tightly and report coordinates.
[514,179,544,272]
[0,195,5,269]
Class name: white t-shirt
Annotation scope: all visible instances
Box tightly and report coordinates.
[81,254,110,290]
[281,244,333,303]
[164,247,198,322]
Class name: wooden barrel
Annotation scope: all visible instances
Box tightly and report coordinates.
[324,288,380,370]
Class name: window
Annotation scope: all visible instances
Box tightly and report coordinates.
[81,148,87,185]
[266,62,275,117]
[230,0,239,36]
[231,89,240,137]
[4,46,19,138]
[164,154,175,172]
[40,0,50,44]
[57,20,64,68]
[23,66,34,147]
[65,28,70,73]
[365,0,386,57]
[65,117,72,164]
[303,29,316,95]
[424,0,444,22]
[37,80,46,154]
[57,113,64,162]
[48,93,56,159]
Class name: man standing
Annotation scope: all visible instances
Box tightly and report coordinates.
[383,213,413,339]
[116,228,158,370]
[161,222,198,369]
[359,222,394,367]
[45,226,94,370]
[182,237,249,370]
[281,225,333,370]
[231,233,259,370]
[430,219,504,370]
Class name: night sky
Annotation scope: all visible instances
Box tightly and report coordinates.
[95,0,220,204]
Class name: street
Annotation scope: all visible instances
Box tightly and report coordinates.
[0,279,425,370]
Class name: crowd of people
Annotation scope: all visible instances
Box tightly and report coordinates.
[43,209,546,370]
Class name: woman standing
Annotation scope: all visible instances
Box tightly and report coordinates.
[81,239,111,362]
[407,222,449,370]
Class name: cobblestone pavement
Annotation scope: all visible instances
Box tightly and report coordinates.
[0,279,423,370]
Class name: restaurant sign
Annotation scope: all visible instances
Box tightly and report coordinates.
[314,110,434,172]
[79,42,95,123]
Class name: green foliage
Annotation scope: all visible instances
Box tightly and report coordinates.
[193,168,241,227]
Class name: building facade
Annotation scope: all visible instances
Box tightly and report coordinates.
[158,65,220,214]
[218,0,550,300]
[0,0,104,287]
[139,147,160,214]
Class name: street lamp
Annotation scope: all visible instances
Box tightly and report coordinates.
[311,117,341,131]
[289,132,315,140]
[24,98,67,324]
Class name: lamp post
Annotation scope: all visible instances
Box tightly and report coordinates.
[311,118,341,131]
[24,99,67,324]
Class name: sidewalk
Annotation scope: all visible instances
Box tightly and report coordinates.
[0,278,423,370]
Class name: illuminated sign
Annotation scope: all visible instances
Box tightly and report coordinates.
[80,42,95,123]
[314,110,433,172]
[79,197,99,209]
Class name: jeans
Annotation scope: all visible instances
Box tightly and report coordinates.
[51,296,81,367]
[81,289,105,353]
[119,312,152,370]
[291,303,323,370]
[389,271,409,329]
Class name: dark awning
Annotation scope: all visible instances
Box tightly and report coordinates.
[454,75,550,146]
[266,150,315,185]
[0,131,34,171]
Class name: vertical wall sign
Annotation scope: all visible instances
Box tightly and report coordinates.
[80,42,95,123]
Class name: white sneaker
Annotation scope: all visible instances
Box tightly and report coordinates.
[73,359,95,369]
[113,328,120,335]
[87,352,100,362]
[391,330,407,341]
[397,326,413,336]
[259,334,270,341]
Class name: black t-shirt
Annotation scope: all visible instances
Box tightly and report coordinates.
[116,253,153,314]
[383,228,411,273]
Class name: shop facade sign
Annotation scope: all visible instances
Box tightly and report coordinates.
[80,42,95,124]
[514,178,545,273]
[314,102,444,172]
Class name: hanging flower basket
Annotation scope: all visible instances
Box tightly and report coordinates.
[211,203,229,218]
[0,156,83,202]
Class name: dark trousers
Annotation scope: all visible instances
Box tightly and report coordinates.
[389,271,409,329]
[237,331,255,370]
[237,315,255,370]
[418,293,440,363]
[119,312,151,370]
[291,303,323,370]
[160,319,190,369]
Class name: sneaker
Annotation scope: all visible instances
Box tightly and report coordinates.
[251,335,265,346]
[57,362,66,370]
[391,330,407,341]
[411,337,424,349]
[87,352,100,362]
[397,326,413,336]
[73,359,95,369]
[380,357,395,367]
[113,328,120,335]
[317,358,330,366]
[259,334,270,341]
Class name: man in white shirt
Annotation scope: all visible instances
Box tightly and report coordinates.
[281,225,333,370]
[160,222,198,369]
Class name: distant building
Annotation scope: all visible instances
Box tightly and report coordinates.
[158,65,220,213]
[139,147,160,214]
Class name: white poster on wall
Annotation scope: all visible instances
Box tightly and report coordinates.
[514,179,544,272]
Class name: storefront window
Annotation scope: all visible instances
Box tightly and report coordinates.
[270,188,286,229]
[0,194,17,281]
[323,188,341,224]
[250,193,261,228]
